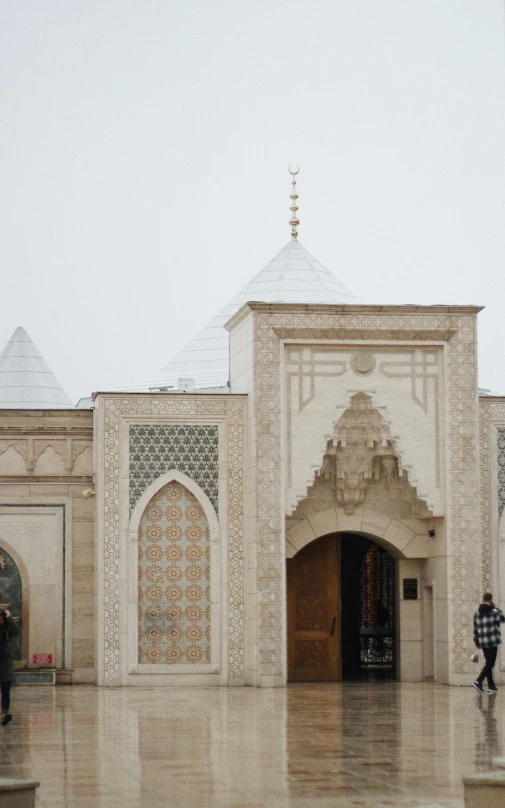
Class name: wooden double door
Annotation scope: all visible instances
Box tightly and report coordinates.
[287,534,342,682]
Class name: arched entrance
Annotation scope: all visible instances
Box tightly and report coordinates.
[0,546,22,662]
[287,532,395,682]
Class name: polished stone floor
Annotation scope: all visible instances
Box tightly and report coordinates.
[0,682,501,807]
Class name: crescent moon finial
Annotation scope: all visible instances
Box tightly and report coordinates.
[288,164,300,240]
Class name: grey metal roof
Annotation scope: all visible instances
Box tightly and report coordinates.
[121,240,358,392]
[0,327,73,408]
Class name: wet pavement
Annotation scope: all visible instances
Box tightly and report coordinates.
[0,682,499,807]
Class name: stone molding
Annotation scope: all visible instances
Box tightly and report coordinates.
[95,394,246,686]
[478,398,505,594]
[285,507,428,559]
[0,435,93,476]
[225,301,483,332]
[275,327,457,342]
[0,411,92,478]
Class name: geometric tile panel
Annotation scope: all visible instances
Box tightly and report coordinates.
[129,424,219,516]
[498,428,505,518]
[138,481,210,664]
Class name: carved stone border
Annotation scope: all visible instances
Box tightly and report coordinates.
[97,395,246,684]
[479,399,505,593]
[251,310,480,681]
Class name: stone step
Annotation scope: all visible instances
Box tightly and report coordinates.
[14,668,56,685]
[463,772,505,808]
[0,778,39,808]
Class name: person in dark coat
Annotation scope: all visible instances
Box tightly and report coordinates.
[0,609,20,725]
[473,592,505,694]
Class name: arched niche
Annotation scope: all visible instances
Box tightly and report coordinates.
[0,539,28,662]
[129,470,219,542]
[127,470,220,676]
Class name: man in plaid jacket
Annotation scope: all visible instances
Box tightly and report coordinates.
[472,592,505,694]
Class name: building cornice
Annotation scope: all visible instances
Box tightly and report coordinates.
[224,302,484,332]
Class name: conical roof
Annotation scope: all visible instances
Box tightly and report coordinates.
[123,240,358,392]
[0,327,73,408]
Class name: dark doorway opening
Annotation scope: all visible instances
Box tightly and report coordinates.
[340,533,395,681]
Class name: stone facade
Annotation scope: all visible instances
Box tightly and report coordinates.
[1,302,505,689]
[227,303,482,687]
[0,409,94,684]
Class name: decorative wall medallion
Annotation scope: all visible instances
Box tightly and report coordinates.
[129,424,219,516]
[138,481,210,665]
[350,352,375,375]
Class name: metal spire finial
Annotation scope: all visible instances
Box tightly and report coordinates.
[288,164,300,240]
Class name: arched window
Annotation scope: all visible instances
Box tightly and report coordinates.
[137,481,210,665]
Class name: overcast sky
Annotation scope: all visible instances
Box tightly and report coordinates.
[1,1,504,402]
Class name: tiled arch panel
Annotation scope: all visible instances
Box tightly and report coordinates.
[138,481,210,665]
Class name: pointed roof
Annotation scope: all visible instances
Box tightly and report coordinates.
[122,240,359,392]
[0,327,73,408]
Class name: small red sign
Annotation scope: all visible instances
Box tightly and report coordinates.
[32,654,52,665]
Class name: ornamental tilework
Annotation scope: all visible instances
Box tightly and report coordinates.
[101,396,245,683]
[129,425,218,516]
[498,428,505,519]
[138,481,210,665]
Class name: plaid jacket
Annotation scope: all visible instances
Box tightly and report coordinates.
[473,604,505,648]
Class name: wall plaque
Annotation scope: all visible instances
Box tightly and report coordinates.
[32,654,52,665]
[403,579,418,600]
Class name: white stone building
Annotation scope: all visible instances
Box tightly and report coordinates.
[0,192,503,688]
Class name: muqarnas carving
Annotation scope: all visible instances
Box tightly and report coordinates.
[318,393,402,515]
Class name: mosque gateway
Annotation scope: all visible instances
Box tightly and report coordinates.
[0,172,501,688]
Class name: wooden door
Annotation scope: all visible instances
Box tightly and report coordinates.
[287,534,341,681]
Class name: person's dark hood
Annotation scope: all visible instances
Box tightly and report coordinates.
[479,603,495,614]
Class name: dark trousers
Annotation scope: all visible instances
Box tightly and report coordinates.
[0,682,11,712]
[477,646,498,689]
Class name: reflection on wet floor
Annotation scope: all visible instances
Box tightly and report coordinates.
[473,691,501,772]
[0,682,500,807]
